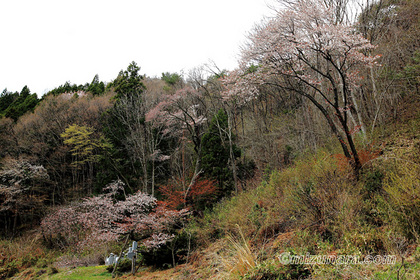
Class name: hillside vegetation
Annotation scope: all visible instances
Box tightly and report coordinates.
[1,0,419,279]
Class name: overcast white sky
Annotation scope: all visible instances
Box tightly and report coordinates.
[0,0,275,95]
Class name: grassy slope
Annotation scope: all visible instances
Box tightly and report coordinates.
[4,96,420,279]
[179,96,420,279]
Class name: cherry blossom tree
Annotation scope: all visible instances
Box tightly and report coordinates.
[0,160,49,235]
[223,0,380,174]
[145,86,207,196]
[41,180,189,252]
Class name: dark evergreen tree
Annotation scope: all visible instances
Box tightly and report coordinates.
[1,86,39,121]
[46,81,86,96]
[161,72,182,86]
[0,89,18,114]
[87,74,105,95]
[98,62,147,192]
[201,109,240,194]
[111,61,145,100]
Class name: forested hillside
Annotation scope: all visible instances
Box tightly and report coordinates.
[1,0,419,279]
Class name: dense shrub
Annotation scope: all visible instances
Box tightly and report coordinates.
[383,164,420,241]
[242,259,311,280]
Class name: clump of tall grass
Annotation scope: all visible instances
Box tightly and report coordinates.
[219,225,259,278]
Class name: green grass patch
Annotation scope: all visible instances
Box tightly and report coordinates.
[41,265,112,280]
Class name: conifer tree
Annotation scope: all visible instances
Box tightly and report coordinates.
[201,109,240,193]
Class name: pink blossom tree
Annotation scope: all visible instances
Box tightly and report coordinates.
[223,0,380,174]
[40,180,188,252]
[145,86,207,198]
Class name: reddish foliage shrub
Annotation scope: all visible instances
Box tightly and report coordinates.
[358,145,382,166]
[159,177,218,212]
[332,144,382,172]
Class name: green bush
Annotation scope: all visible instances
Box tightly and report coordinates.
[48,266,59,275]
[106,258,132,274]
[362,169,384,198]
[382,164,420,240]
[242,259,311,280]
[0,260,19,280]
[280,154,363,243]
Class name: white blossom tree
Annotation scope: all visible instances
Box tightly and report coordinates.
[0,160,49,235]
[223,0,380,174]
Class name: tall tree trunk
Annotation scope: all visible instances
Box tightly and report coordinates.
[151,160,155,197]
[184,154,202,206]
[336,111,362,175]
[227,110,239,194]
[184,126,203,206]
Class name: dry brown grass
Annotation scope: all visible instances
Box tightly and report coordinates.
[218,225,259,279]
